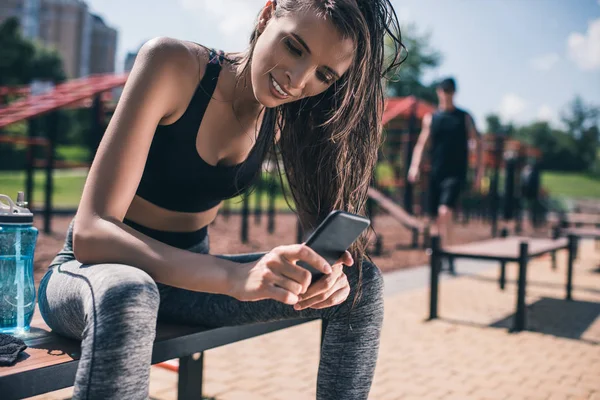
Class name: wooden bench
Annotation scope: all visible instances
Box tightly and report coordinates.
[561,227,600,240]
[0,311,322,399]
[559,213,600,228]
[428,235,576,332]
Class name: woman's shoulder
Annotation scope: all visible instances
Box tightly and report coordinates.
[137,37,210,85]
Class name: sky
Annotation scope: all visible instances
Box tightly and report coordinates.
[87,0,600,130]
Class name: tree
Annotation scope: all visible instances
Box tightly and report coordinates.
[485,114,503,135]
[31,42,67,83]
[0,17,35,86]
[516,121,582,171]
[385,23,443,104]
[560,96,599,171]
[0,17,66,86]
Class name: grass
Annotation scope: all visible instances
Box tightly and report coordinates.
[0,170,295,211]
[542,171,600,199]
[0,170,86,208]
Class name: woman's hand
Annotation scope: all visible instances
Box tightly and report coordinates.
[293,251,353,310]
[226,244,333,305]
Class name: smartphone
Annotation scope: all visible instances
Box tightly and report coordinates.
[297,210,371,281]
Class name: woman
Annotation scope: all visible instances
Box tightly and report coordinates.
[38,0,404,398]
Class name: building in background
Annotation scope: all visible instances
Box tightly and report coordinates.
[89,14,117,75]
[0,0,118,78]
[0,0,39,38]
[123,51,138,73]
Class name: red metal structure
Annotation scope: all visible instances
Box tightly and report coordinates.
[382,95,436,126]
[0,74,128,128]
[0,73,128,233]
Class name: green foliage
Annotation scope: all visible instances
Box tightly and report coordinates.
[0,17,66,85]
[385,23,443,103]
[560,96,599,170]
[485,96,599,173]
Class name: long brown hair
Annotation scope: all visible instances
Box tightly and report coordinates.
[231,0,404,298]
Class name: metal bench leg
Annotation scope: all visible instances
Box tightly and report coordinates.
[567,235,576,301]
[411,228,418,249]
[513,242,529,332]
[178,353,203,400]
[500,228,508,289]
[429,236,441,320]
[499,261,506,290]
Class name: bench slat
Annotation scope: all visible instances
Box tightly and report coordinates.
[563,228,600,239]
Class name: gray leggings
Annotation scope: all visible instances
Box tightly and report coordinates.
[38,218,384,400]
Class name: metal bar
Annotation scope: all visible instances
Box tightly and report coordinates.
[44,112,58,234]
[422,225,430,250]
[241,195,249,243]
[499,261,506,290]
[551,225,559,270]
[566,234,576,301]
[178,353,204,400]
[411,228,418,249]
[254,178,263,225]
[429,236,441,320]
[499,228,508,289]
[513,242,529,332]
[268,174,276,234]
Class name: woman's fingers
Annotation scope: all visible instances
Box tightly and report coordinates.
[297,265,341,303]
[265,269,304,296]
[334,251,354,267]
[294,272,349,310]
[276,244,332,275]
[307,285,351,310]
[266,284,299,305]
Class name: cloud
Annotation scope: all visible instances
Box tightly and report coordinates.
[537,105,554,122]
[529,53,560,71]
[567,18,600,70]
[180,0,263,37]
[498,94,527,122]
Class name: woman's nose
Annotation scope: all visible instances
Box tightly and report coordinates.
[286,64,313,92]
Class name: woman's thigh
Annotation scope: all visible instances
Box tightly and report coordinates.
[38,260,159,340]
[157,253,383,328]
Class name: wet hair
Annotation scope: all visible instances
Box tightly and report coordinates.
[228,0,404,302]
[437,77,456,93]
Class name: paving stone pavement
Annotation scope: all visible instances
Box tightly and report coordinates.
[26,240,600,400]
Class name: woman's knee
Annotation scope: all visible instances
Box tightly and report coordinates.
[345,258,384,308]
[92,264,160,319]
[357,259,384,303]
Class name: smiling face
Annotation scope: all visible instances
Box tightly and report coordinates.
[250,6,356,108]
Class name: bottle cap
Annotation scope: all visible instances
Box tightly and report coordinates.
[0,192,34,225]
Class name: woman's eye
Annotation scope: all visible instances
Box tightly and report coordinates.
[285,39,302,56]
[317,71,333,84]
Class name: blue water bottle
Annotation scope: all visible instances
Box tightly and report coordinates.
[0,192,38,334]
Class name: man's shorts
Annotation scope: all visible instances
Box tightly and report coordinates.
[428,176,464,217]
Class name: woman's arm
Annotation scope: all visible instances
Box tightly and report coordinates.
[72,37,237,295]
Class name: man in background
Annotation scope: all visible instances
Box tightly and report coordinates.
[408,77,483,250]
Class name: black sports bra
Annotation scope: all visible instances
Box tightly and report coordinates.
[135,48,264,212]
